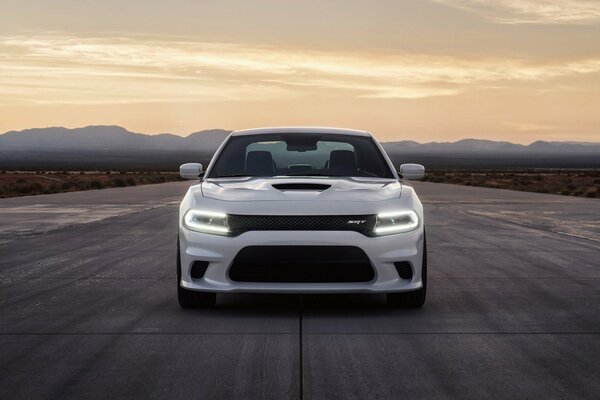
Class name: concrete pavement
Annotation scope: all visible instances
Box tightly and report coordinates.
[0,181,598,399]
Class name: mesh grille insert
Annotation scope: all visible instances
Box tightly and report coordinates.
[227,214,376,236]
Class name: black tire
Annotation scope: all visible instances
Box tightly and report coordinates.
[177,237,216,308]
[387,234,427,308]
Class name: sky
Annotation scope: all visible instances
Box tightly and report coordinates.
[0,0,599,143]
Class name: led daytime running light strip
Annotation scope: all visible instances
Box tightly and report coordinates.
[374,210,419,235]
[184,210,229,234]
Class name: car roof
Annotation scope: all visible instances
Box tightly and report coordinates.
[230,126,371,137]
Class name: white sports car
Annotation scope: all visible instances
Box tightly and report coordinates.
[177,127,426,308]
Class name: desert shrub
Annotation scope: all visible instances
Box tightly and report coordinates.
[113,178,127,187]
[126,177,137,186]
[61,182,72,190]
[90,180,104,189]
[16,185,31,194]
[48,184,61,193]
[585,192,596,198]
[147,175,165,183]
[17,182,43,194]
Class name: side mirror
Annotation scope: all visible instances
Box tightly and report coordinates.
[180,163,203,180]
[398,163,425,180]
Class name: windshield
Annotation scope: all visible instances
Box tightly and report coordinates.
[208,133,394,179]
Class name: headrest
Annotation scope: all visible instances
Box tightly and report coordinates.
[245,151,274,176]
[329,150,357,173]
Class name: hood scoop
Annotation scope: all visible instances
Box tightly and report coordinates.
[272,183,331,192]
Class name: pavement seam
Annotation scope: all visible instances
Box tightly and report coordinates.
[299,295,304,400]
[1,332,599,336]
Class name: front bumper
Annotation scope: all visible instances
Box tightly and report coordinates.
[179,228,424,294]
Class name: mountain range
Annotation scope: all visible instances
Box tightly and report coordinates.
[1,125,599,170]
[0,126,230,152]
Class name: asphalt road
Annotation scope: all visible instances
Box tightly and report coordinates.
[1,181,599,399]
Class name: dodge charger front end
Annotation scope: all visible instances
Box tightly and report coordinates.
[177,127,426,308]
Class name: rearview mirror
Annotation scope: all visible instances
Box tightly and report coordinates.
[285,135,319,152]
[180,163,203,180]
[399,163,425,180]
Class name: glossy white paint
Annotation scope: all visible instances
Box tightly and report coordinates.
[399,163,425,180]
[179,163,203,180]
[178,127,425,294]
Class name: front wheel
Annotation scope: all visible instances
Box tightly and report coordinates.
[387,234,427,308]
[177,237,216,308]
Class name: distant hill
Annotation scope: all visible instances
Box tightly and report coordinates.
[0,125,230,152]
[0,126,231,170]
[381,138,600,169]
[0,125,599,170]
[382,138,600,155]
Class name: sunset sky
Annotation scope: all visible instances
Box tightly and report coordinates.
[1,0,599,143]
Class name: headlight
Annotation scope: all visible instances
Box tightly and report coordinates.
[183,210,229,235]
[374,210,419,235]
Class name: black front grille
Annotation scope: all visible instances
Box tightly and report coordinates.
[227,214,376,236]
[229,246,375,283]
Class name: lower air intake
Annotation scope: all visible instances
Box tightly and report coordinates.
[394,261,413,280]
[229,246,375,283]
[190,261,209,279]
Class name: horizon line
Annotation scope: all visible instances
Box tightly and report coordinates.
[2,124,599,146]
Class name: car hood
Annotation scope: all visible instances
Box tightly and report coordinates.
[200,177,402,202]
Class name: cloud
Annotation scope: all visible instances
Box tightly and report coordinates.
[432,0,600,24]
[503,121,568,132]
[0,34,599,105]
